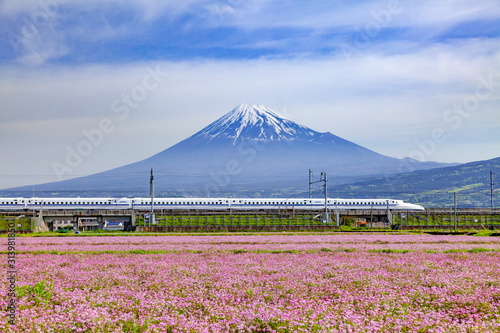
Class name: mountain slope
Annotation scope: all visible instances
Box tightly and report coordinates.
[326,157,500,208]
[142,104,401,176]
[3,104,453,197]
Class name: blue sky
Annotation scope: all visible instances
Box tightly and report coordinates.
[0,0,499,188]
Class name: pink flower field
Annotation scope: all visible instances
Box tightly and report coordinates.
[2,234,500,332]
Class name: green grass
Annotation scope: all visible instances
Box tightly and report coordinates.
[16,281,54,306]
[443,248,498,253]
[0,217,32,231]
[137,214,330,227]
[393,213,500,228]
[368,249,414,254]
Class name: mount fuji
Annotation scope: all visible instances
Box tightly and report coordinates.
[5,104,451,196]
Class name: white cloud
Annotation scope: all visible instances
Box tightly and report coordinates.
[188,0,500,31]
[3,0,499,29]
[0,0,44,16]
[2,0,499,66]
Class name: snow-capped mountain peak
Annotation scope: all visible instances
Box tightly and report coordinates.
[193,104,318,144]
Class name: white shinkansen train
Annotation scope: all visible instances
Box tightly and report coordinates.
[0,197,425,211]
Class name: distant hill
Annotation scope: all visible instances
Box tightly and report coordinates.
[325,157,500,208]
[3,104,452,197]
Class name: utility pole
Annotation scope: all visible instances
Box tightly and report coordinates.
[321,172,329,223]
[150,168,155,226]
[491,171,496,211]
[308,169,313,199]
[453,192,457,231]
[309,170,330,223]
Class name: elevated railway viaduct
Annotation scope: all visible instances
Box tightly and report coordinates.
[2,208,499,232]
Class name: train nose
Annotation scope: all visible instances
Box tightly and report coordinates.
[397,203,425,211]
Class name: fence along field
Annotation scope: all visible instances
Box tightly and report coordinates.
[1,234,500,332]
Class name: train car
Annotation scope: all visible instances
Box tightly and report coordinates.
[0,197,425,212]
